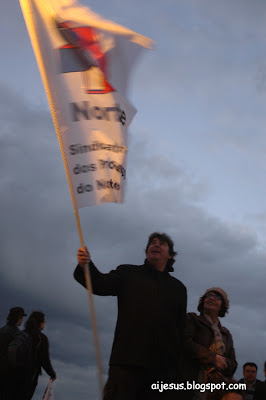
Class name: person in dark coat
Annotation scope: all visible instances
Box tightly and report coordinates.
[254,379,266,400]
[74,232,187,399]
[253,361,266,400]
[238,362,261,400]
[182,288,237,400]
[0,307,27,400]
[8,311,56,400]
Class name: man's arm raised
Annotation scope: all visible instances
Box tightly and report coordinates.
[74,247,122,296]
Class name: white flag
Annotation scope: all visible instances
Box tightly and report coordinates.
[20,0,152,208]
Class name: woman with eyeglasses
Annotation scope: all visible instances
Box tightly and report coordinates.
[182,287,237,400]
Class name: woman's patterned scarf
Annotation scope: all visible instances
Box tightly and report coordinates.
[194,315,226,400]
[204,314,225,356]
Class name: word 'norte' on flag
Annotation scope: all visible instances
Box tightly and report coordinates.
[20,0,153,208]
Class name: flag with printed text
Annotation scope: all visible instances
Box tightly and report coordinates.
[19,0,152,208]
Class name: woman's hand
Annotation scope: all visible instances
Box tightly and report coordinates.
[216,354,228,370]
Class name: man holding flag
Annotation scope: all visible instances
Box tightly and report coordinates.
[75,232,187,399]
[19,0,165,398]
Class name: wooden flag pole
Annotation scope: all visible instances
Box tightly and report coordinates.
[19,0,104,397]
[75,210,105,397]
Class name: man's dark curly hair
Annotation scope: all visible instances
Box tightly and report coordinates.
[197,292,228,318]
[145,232,177,272]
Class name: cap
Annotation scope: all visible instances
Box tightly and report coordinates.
[202,287,229,308]
[8,307,27,318]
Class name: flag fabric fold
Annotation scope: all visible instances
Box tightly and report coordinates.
[20,0,153,208]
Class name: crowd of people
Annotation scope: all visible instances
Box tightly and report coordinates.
[75,232,266,399]
[0,232,265,400]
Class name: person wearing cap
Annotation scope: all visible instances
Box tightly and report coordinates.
[182,288,237,400]
[0,307,27,399]
[0,307,27,335]
[0,307,27,359]
[75,232,187,400]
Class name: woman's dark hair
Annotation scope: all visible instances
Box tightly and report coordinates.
[25,311,45,335]
[145,232,177,272]
[197,293,228,318]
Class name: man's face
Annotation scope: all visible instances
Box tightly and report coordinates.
[146,237,172,267]
[17,316,23,326]
[243,365,257,383]
[40,321,46,331]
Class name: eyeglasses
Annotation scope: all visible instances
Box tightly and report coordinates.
[205,292,222,301]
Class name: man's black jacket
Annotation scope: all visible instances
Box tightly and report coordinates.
[74,259,187,371]
[0,322,19,376]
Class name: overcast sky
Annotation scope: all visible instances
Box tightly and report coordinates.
[1,0,266,399]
